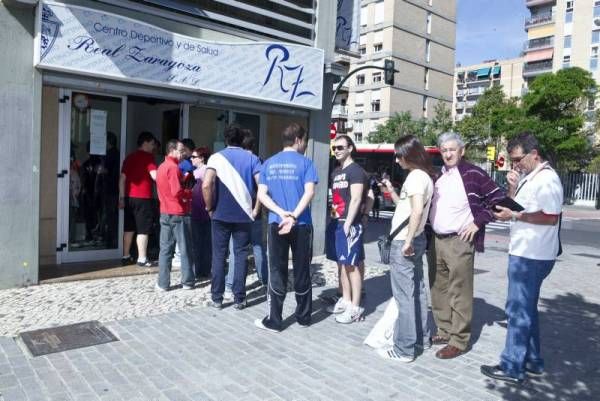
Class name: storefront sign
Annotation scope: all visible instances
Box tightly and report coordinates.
[335,0,360,53]
[89,109,107,156]
[37,2,324,110]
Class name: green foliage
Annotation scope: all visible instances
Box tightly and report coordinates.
[454,67,598,171]
[586,154,600,173]
[368,102,452,146]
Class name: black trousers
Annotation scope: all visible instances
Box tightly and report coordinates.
[263,223,313,330]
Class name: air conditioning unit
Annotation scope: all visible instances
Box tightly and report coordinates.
[595,17,600,27]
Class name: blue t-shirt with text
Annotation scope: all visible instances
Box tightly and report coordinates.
[259,150,319,225]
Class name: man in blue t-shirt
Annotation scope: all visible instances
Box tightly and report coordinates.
[253,123,318,332]
[202,125,261,309]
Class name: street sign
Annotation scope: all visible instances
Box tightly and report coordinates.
[486,145,496,161]
[329,123,337,139]
[496,156,505,168]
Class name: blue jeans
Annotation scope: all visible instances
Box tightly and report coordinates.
[211,219,251,303]
[158,214,195,289]
[226,218,268,288]
[191,219,211,278]
[500,255,554,379]
[390,234,430,358]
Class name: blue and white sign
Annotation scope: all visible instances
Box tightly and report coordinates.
[37,2,324,110]
[335,0,360,53]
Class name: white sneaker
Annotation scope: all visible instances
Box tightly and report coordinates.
[377,348,414,363]
[254,318,280,333]
[335,305,364,324]
[155,283,168,292]
[223,288,234,301]
[182,284,194,290]
[326,297,349,314]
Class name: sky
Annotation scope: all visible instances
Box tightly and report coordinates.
[455,0,529,66]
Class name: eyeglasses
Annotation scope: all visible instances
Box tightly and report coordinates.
[510,153,529,164]
[190,155,200,159]
[332,145,347,151]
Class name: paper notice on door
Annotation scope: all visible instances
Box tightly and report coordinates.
[89,109,107,155]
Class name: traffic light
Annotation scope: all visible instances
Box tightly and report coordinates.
[486,145,496,161]
[384,59,395,85]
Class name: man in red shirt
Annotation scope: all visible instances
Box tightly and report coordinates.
[155,139,194,291]
[119,132,158,267]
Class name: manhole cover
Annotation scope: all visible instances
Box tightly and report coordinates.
[18,321,118,357]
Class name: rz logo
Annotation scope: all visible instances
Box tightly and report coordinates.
[262,44,315,102]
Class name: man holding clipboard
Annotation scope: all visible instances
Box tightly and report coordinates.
[481,132,563,384]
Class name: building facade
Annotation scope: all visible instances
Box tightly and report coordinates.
[332,0,456,143]
[0,0,344,289]
[525,0,599,143]
[453,57,525,122]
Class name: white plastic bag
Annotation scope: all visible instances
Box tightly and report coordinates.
[363,298,398,349]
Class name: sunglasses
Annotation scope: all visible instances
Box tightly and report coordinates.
[331,145,348,151]
[190,155,200,159]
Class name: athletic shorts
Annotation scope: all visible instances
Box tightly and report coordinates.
[124,197,155,234]
[325,220,364,266]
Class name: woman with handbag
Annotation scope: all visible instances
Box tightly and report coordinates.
[377,135,436,363]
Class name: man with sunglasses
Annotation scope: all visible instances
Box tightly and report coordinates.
[481,132,563,384]
[326,135,369,324]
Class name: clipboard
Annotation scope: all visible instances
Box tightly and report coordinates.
[494,197,524,212]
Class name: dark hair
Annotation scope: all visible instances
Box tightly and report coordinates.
[334,134,356,153]
[393,135,437,177]
[281,123,307,147]
[194,147,211,162]
[137,131,155,147]
[241,129,255,151]
[165,139,180,154]
[223,124,245,146]
[181,138,196,151]
[507,132,545,159]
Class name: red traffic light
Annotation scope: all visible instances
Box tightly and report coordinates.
[329,123,337,140]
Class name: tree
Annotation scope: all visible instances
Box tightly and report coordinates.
[368,102,453,146]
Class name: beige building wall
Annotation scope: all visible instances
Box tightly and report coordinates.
[346,0,456,143]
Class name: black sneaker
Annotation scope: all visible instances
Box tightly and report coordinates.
[233,300,247,310]
[121,256,134,266]
[480,365,524,385]
[137,260,158,268]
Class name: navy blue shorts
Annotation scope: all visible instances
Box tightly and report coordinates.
[325,220,364,266]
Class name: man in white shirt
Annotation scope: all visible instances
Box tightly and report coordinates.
[481,132,563,384]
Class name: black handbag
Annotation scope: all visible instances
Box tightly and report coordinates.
[377,217,409,264]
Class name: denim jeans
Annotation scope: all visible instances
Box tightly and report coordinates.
[262,224,313,330]
[191,219,211,278]
[389,234,430,358]
[158,214,195,289]
[226,218,268,288]
[500,255,554,379]
[211,219,251,303]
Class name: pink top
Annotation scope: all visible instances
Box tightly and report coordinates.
[429,166,474,234]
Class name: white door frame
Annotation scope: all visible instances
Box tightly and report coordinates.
[56,89,127,264]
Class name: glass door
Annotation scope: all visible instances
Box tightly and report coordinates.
[57,90,126,263]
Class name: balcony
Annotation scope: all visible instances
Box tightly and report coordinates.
[455,102,465,110]
[523,60,553,76]
[331,105,348,118]
[526,0,556,7]
[525,12,554,29]
[524,36,554,51]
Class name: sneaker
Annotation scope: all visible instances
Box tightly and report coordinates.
[335,305,364,324]
[121,256,134,266]
[524,363,544,377]
[207,300,223,309]
[182,284,194,290]
[254,318,280,333]
[137,260,158,268]
[223,288,234,301]
[326,297,349,314]
[155,283,168,292]
[377,348,414,363]
[233,300,247,310]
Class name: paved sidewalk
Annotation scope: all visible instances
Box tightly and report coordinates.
[0,227,599,400]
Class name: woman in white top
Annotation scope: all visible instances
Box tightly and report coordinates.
[378,135,436,363]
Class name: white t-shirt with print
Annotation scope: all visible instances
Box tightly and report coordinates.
[509,165,563,260]
[390,169,434,241]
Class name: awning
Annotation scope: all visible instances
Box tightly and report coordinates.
[492,66,501,75]
[476,67,491,77]
[525,48,554,62]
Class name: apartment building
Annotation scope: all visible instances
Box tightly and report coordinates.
[332,0,456,143]
[525,0,600,143]
[453,57,525,122]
